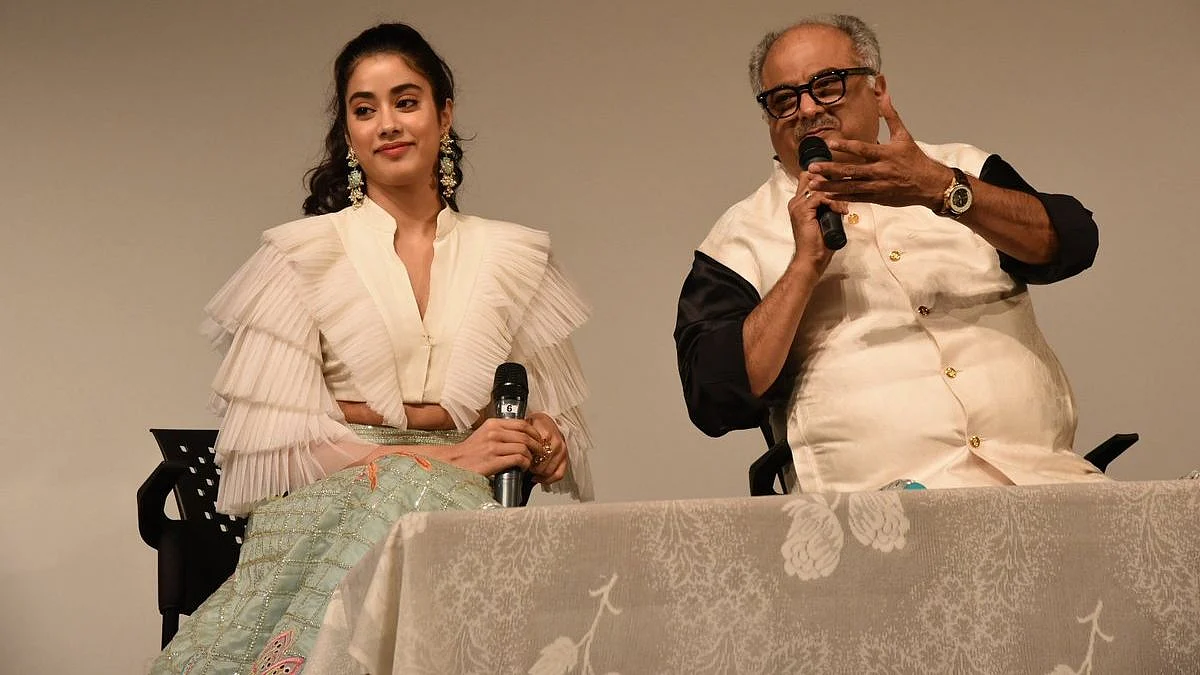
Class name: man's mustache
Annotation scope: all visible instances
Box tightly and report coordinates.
[794,115,840,141]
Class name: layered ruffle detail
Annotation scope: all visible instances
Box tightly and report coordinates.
[511,261,594,500]
[264,218,408,428]
[438,219,594,500]
[202,236,357,515]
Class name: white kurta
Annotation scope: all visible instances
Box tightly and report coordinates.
[699,142,1103,493]
[203,198,593,514]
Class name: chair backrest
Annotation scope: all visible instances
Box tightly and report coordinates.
[149,428,246,547]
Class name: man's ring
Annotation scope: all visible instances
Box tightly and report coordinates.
[802,190,813,200]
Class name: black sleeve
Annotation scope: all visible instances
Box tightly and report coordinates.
[977,154,1099,285]
[673,251,790,437]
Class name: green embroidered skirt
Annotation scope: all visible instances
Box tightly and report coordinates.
[151,428,495,674]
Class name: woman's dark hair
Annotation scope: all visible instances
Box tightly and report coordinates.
[302,23,464,215]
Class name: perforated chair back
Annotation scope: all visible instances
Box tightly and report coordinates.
[151,428,247,545]
[137,428,246,647]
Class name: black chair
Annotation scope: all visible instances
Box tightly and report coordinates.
[748,429,1140,496]
[749,420,793,497]
[137,429,245,648]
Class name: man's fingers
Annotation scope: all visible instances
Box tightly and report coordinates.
[809,162,874,181]
[820,187,890,203]
[823,138,883,161]
[812,176,897,197]
[879,92,909,141]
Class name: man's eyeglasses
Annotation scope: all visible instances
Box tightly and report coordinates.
[755,67,877,120]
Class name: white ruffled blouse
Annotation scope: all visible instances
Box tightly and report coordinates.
[202,198,593,515]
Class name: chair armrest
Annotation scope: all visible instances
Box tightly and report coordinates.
[749,440,793,496]
[1084,433,1139,473]
[137,460,187,548]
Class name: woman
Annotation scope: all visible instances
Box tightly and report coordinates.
[151,23,592,674]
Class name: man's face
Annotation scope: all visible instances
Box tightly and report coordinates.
[759,25,885,176]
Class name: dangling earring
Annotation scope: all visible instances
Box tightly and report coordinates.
[346,147,365,208]
[438,132,457,200]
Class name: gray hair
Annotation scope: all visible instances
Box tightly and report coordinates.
[748,14,882,95]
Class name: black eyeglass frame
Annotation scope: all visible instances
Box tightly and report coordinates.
[755,67,877,119]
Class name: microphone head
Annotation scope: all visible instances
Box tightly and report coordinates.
[492,362,528,398]
[798,135,833,170]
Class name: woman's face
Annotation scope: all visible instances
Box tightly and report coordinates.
[344,53,452,197]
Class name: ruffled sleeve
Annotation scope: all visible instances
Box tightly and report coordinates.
[438,220,595,501]
[510,258,594,501]
[202,238,359,516]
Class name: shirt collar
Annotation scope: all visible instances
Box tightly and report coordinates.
[771,158,798,191]
[356,196,459,241]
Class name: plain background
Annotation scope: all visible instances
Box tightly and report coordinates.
[1,0,1197,670]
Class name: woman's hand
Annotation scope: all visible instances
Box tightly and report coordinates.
[527,412,569,485]
[428,418,539,476]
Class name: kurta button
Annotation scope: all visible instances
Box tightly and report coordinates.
[969,435,981,448]
[889,250,902,262]
[847,213,860,225]
[944,367,958,378]
[917,305,931,316]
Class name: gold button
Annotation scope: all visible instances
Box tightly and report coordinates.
[917,305,931,316]
[889,250,902,262]
[847,213,860,225]
[944,367,958,378]
[969,435,981,448]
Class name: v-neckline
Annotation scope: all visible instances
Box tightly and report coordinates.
[392,240,433,322]
[363,198,459,330]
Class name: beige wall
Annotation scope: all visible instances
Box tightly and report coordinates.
[2,0,1197,670]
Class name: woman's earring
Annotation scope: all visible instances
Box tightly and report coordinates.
[438,133,457,199]
[347,147,365,208]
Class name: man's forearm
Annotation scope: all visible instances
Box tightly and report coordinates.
[743,260,821,396]
[956,173,1059,264]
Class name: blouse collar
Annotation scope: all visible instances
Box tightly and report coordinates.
[356,196,459,241]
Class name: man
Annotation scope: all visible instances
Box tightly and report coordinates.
[674,14,1105,493]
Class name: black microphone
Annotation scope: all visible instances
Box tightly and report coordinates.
[799,136,848,251]
[491,362,528,507]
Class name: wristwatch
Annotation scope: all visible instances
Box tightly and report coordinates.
[939,167,973,218]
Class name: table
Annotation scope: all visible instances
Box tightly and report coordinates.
[310,479,1200,674]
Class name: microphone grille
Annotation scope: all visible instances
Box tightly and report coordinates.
[798,135,832,169]
[493,362,528,390]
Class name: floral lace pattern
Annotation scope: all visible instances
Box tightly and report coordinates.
[313,480,1200,674]
[780,491,910,580]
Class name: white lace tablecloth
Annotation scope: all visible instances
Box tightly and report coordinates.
[310,480,1200,674]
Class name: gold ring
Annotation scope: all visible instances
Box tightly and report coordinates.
[802,190,813,200]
